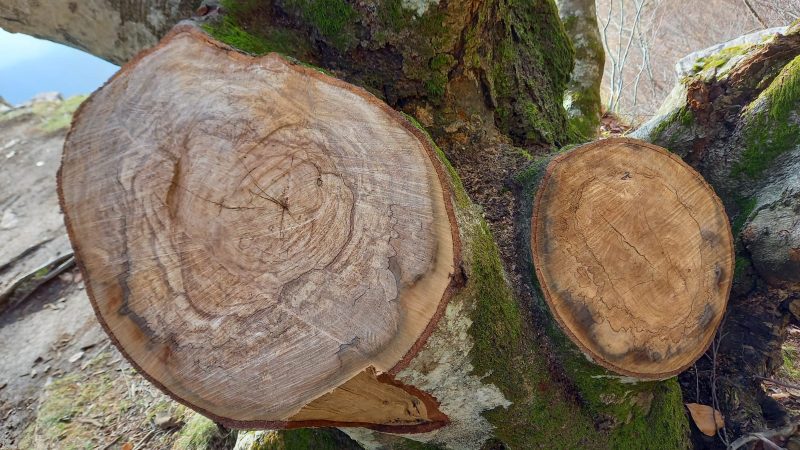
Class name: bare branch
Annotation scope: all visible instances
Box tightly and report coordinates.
[742,0,768,28]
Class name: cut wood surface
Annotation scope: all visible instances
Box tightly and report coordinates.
[531,138,733,379]
[58,25,458,430]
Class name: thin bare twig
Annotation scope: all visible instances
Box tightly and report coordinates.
[702,315,730,447]
[756,376,800,392]
[0,253,75,311]
[728,422,799,450]
[742,0,768,28]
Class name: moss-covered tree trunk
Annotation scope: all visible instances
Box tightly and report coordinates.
[633,23,800,445]
[4,1,692,448]
[555,0,605,139]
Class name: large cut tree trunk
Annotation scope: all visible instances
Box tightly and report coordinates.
[9,1,709,449]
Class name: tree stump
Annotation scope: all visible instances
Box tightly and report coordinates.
[58,25,459,431]
[531,138,734,379]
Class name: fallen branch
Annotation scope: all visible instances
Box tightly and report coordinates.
[0,253,75,314]
[755,376,800,392]
[0,237,55,274]
[728,422,799,450]
[742,0,768,28]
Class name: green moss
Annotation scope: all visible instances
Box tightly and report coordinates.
[522,100,559,144]
[276,429,342,450]
[608,380,690,450]
[204,17,281,55]
[204,0,573,148]
[734,55,800,178]
[173,413,223,450]
[244,429,350,450]
[468,222,600,447]
[29,95,87,133]
[649,106,693,146]
[282,0,357,50]
[26,366,119,448]
[734,256,751,280]
[425,73,448,99]
[692,44,755,77]
[459,172,598,446]
[38,374,85,432]
[565,88,603,142]
[781,342,800,382]
[376,0,410,32]
[731,196,756,237]
[392,124,595,446]
[678,107,694,126]
[391,439,444,450]
[476,0,573,145]
[144,399,177,422]
[204,0,313,58]
[560,13,605,141]
[425,54,455,100]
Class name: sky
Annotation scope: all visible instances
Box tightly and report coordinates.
[0,28,119,105]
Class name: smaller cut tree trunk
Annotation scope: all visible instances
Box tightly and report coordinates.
[531,138,733,379]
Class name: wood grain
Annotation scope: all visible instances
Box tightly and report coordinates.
[58,25,458,429]
[531,138,733,379]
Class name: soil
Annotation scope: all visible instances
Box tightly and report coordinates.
[0,100,230,450]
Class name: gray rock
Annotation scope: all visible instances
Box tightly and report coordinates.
[675,27,789,78]
[742,169,800,288]
[29,92,63,103]
[0,96,11,113]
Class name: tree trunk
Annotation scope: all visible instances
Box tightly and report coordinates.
[0,0,196,65]
[532,138,733,380]
[14,1,696,449]
[633,24,800,443]
[555,0,605,139]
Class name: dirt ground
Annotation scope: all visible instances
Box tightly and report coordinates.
[0,97,234,450]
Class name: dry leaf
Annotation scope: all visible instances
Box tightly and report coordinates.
[685,403,725,436]
[121,442,133,450]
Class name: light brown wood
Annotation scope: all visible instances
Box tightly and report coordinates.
[531,138,733,379]
[289,367,448,431]
[58,25,458,430]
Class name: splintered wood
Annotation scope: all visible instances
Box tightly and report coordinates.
[531,138,733,379]
[58,25,457,430]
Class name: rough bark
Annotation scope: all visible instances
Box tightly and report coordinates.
[555,0,605,139]
[11,1,687,449]
[633,23,800,442]
[0,0,196,65]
